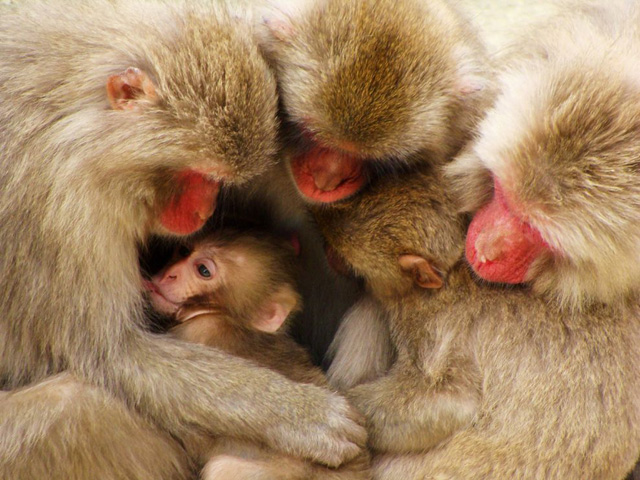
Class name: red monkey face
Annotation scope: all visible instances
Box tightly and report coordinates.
[146,247,218,315]
[452,59,640,303]
[289,139,367,203]
[262,0,487,204]
[465,179,549,284]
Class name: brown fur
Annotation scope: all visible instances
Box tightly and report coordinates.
[219,162,363,364]
[0,374,191,480]
[0,1,365,477]
[260,0,492,170]
[315,163,640,479]
[156,230,370,480]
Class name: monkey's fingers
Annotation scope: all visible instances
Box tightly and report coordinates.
[265,391,367,468]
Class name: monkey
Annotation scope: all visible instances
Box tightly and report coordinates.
[193,162,364,365]
[257,0,492,204]
[146,230,307,373]
[445,0,640,310]
[325,295,396,392]
[144,229,371,480]
[312,158,640,479]
[443,5,640,476]
[0,1,366,478]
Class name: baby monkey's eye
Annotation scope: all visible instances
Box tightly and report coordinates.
[197,264,211,278]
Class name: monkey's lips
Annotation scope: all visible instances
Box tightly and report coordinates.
[465,181,548,284]
[291,146,366,203]
[144,280,180,315]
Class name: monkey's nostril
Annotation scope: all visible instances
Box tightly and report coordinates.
[475,232,504,263]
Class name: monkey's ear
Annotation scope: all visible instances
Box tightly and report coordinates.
[288,232,301,256]
[259,0,314,43]
[253,285,300,333]
[106,67,158,111]
[398,254,443,289]
[453,46,489,97]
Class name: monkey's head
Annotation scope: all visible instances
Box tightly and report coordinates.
[448,57,640,307]
[313,164,465,301]
[259,0,489,204]
[105,5,279,235]
[146,230,301,334]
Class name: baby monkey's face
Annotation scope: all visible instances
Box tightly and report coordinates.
[146,244,220,316]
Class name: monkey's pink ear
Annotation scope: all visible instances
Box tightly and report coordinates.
[398,254,443,289]
[253,285,300,333]
[453,46,489,97]
[289,232,301,256]
[106,67,158,111]
[259,0,314,43]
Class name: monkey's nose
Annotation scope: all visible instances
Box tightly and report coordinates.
[474,231,506,263]
[161,273,178,284]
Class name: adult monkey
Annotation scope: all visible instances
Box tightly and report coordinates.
[0,1,365,479]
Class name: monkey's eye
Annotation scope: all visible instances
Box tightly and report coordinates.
[194,258,216,280]
[197,264,211,278]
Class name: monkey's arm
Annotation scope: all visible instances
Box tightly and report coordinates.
[99,331,366,468]
[326,295,395,391]
[372,427,637,480]
[346,358,479,454]
[201,438,372,480]
[0,375,189,480]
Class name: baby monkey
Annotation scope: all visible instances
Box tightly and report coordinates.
[146,229,370,480]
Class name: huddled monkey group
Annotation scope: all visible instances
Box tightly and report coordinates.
[1,0,640,479]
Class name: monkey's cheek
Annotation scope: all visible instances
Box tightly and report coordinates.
[159,171,221,235]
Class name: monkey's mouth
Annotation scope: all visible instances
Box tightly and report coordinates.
[465,180,548,284]
[159,170,221,236]
[290,145,366,203]
[143,280,180,315]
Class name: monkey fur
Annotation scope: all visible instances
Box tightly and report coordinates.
[146,229,371,480]
[0,1,365,478]
[314,160,640,479]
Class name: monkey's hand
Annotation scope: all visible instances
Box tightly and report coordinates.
[262,386,368,467]
[125,337,367,469]
[346,369,477,454]
[159,170,220,235]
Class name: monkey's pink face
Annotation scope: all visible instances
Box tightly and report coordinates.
[107,68,224,236]
[465,179,550,284]
[147,250,218,315]
[290,139,367,203]
[159,170,222,236]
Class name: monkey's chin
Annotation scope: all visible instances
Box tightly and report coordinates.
[159,170,221,235]
[290,148,365,203]
[465,185,547,284]
[145,283,180,316]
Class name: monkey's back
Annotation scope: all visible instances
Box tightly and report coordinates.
[399,264,640,478]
